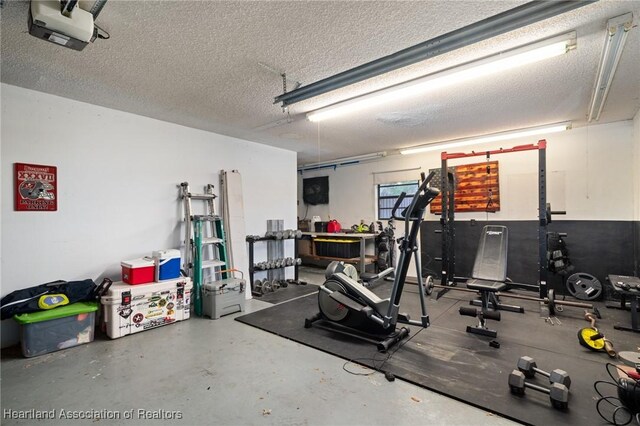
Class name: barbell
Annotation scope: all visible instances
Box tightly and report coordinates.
[423,276,599,316]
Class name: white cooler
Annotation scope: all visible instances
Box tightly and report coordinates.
[101,277,192,339]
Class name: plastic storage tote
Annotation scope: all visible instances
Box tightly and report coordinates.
[14,301,98,358]
[100,277,192,339]
[202,278,246,319]
[121,257,155,285]
[314,238,359,258]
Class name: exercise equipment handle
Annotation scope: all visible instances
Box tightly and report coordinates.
[391,192,407,220]
[391,171,437,221]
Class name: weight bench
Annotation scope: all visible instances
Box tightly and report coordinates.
[459,225,522,338]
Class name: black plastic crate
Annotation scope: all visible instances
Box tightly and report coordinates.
[315,239,359,259]
[314,221,328,232]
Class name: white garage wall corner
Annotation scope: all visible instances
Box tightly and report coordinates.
[1,83,296,348]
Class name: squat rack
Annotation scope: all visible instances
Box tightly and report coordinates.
[438,139,555,299]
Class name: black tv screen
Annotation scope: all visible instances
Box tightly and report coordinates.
[303,176,329,205]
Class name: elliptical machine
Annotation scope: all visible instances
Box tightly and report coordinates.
[305,172,440,351]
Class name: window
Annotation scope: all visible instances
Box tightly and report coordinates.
[377,181,419,220]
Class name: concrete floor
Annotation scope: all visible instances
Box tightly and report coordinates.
[1,268,517,425]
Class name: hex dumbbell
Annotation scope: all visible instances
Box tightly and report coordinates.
[508,370,569,410]
[263,280,274,292]
[254,279,264,294]
[517,356,571,388]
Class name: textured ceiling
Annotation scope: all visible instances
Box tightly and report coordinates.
[2,1,639,165]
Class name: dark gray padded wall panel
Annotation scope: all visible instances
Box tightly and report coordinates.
[421,220,635,296]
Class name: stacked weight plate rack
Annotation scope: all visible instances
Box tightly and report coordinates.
[247,220,306,297]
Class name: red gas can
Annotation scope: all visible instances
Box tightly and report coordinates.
[327,219,342,233]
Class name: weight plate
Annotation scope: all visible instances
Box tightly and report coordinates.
[566,273,602,301]
[318,280,349,322]
[577,327,605,351]
[424,275,434,295]
[618,351,640,368]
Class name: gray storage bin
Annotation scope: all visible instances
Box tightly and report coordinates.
[202,278,246,319]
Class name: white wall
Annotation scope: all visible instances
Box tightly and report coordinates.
[298,121,636,224]
[1,84,297,347]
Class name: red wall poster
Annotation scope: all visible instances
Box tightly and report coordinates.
[14,163,58,211]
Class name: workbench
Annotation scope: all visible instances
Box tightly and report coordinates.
[299,232,377,274]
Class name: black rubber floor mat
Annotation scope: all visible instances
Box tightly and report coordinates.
[237,285,637,426]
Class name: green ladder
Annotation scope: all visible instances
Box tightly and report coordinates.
[179,182,229,317]
[193,215,228,316]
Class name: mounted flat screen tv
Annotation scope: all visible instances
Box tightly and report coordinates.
[303,176,329,205]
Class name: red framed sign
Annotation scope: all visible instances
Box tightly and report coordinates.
[14,163,58,211]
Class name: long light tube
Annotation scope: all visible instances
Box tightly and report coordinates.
[587,13,633,122]
[298,151,387,171]
[399,122,571,155]
[307,32,576,123]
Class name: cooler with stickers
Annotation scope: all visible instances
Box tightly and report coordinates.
[100,277,192,339]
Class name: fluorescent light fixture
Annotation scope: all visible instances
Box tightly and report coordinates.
[298,152,387,171]
[588,13,633,122]
[399,122,571,155]
[307,32,576,122]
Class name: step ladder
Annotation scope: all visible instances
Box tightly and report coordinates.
[180,182,228,316]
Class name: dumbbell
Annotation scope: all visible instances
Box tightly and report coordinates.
[265,231,274,238]
[275,259,283,268]
[517,356,571,388]
[283,230,292,239]
[508,370,569,410]
[286,257,294,266]
[295,258,302,265]
[254,279,264,294]
[263,280,274,292]
[272,281,281,291]
[275,231,284,240]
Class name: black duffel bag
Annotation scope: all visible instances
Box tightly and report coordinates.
[1,278,112,320]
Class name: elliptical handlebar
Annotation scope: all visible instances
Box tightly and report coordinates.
[391,171,436,221]
[391,192,407,220]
